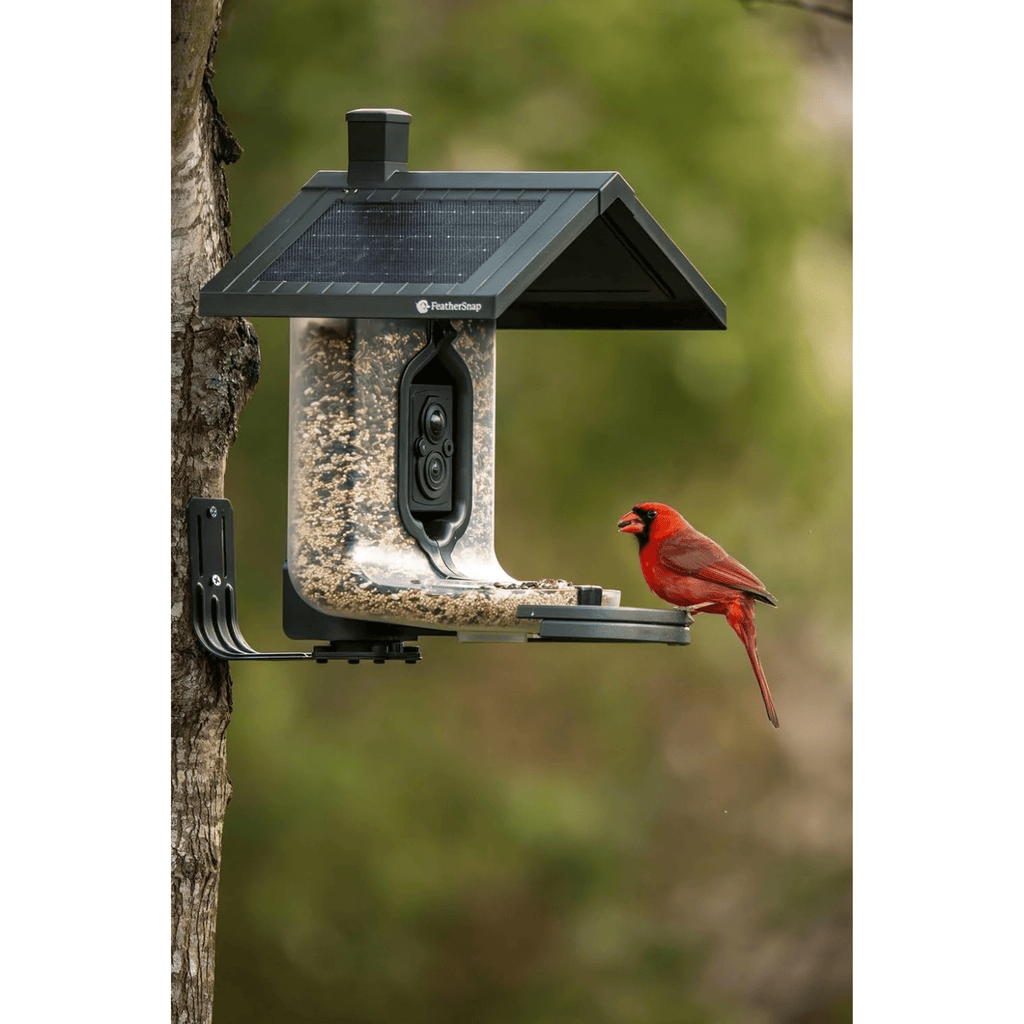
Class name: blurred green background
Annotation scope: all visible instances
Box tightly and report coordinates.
[211,0,851,1020]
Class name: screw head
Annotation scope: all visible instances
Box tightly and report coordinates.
[208,506,218,518]
[211,574,222,586]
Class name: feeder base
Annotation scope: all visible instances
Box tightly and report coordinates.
[187,497,692,661]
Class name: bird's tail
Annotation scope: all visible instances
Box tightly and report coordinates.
[745,637,779,729]
[726,603,779,728]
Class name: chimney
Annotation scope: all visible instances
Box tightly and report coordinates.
[346,108,411,184]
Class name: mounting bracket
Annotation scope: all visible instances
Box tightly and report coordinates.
[186,497,430,663]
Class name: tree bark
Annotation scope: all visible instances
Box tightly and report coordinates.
[171,2,258,1020]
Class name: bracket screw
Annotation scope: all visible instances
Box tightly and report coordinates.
[211,575,222,586]
[208,506,218,518]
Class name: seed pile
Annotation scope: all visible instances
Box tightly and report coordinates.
[287,317,578,631]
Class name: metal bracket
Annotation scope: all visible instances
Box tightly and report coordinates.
[186,497,425,663]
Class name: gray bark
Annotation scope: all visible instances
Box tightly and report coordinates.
[171,2,259,1020]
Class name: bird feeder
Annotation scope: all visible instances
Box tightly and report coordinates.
[192,108,724,662]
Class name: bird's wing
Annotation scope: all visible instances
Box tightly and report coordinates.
[658,531,776,604]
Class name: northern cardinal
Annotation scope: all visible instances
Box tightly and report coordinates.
[617,501,779,728]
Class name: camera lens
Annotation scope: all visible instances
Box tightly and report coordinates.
[416,450,448,497]
[424,402,446,443]
[426,453,445,489]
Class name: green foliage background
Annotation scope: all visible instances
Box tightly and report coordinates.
[211,0,851,1020]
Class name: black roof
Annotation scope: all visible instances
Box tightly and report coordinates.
[200,111,725,330]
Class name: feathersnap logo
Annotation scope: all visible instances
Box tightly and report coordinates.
[415,299,483,315]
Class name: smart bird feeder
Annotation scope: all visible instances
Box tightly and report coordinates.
[191,108,724,662]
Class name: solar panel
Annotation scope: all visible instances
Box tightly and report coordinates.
[259,198,543,286]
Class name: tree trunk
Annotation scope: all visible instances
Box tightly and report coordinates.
[171,2,258,1020]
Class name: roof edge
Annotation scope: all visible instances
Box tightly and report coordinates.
[300,169,624,192]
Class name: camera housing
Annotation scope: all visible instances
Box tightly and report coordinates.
[395,321,475,579]
[409,384,454,513]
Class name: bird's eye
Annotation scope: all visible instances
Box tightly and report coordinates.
[646,509,657,520]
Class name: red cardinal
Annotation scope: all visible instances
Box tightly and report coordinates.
[617,501,779,728]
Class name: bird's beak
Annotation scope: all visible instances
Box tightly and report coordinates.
[617,510,643,534]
